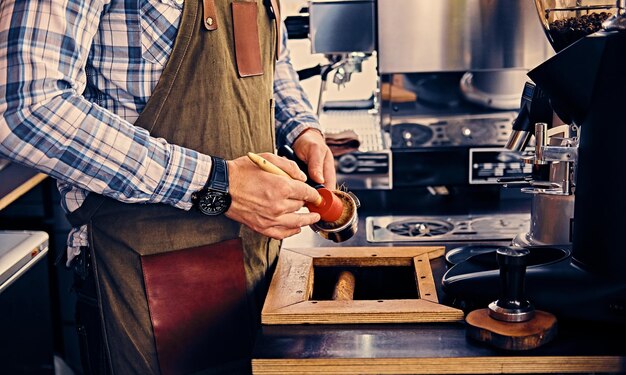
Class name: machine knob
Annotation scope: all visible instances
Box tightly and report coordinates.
[338,154,358,174]
[488,246,535,322]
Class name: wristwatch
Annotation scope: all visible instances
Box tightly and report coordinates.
[191,156,232,216]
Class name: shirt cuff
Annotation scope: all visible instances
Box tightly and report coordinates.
[152,146,212,210]
[282,118,322,148]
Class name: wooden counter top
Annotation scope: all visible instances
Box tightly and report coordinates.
[252,209,626,374]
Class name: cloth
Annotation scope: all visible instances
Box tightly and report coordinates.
[0,0,319,264]
[69,0,280,372]
[325,130,361,156]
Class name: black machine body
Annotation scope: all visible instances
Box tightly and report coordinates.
[443,29,626,324]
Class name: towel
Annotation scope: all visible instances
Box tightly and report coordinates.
[325,130,361,156]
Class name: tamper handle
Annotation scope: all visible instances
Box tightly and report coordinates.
[497,247,530,309]
[488,246,535,322]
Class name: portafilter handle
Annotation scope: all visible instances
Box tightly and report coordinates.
[488,247,535,323]
[506,82,553,152]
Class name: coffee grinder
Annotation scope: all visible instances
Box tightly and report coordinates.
[442,0,626,324]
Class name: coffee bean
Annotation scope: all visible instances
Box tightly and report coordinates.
[548,12,612,51]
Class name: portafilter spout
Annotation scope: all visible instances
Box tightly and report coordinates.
[505,82,554,152]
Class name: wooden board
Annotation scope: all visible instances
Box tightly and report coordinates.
[262,246,464,325]
[252,356,626,374]
[466,309,558,351]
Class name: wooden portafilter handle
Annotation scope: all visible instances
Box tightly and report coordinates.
[277,145,343,222]
[488,247,535,322]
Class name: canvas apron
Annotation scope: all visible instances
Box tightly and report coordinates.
[67,0,280,373]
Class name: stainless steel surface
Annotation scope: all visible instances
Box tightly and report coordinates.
[316,54,371,116]
[366,213,530,243]
[390,112,517,148]
[0,231,49,293]
[321,110,385,152]
[321,110,392,190]
[459,70,528,110]
[311,191,360,242]
[512,193,575,247]
[488,301,536,322]
[534,122,548,165]
[377,0,552,73]
[505,130,532,151]
[309,0,375,54]
[603,0,626,30]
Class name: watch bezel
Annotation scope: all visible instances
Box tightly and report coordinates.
[196,188,232,216]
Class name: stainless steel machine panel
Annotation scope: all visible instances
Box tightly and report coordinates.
[320,109,392,189]
[377,0,552,73]
[367,213,530,243]
[309,0,376,54]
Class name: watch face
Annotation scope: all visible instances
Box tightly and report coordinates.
[198,190,231,216]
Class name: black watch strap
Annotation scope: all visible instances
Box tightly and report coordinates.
[206,156,229,193]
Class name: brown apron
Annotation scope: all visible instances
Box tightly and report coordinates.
[68,0,280,373]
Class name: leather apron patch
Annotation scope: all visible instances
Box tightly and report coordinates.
[141,238,253,375]
[232,1,264,77]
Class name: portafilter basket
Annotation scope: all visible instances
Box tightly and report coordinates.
[310,190,360,243]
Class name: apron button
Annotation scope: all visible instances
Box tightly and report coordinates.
[205,17,214,27]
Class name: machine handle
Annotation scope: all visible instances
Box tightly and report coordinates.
[277,145,324,190]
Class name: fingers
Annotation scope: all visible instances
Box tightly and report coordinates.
[286,179,322,205]
[291,129,338,190]
[305,146,326,185]
[261,153,307,182]
[323,148,337,190]
[226,154,322,239]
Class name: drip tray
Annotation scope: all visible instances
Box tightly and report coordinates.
[366,213,530,243]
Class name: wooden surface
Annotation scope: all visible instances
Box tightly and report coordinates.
[332,271,355,301]
[253,356,625,374]
[0,162,47,211]
[261,246,464,325]
[466,308,558,351]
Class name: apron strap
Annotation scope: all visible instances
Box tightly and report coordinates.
[65,193,106,227]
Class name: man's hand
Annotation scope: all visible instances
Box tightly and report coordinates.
[292,129,337,190]
[226,153,322,239]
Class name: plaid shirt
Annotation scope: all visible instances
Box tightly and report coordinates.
[0,0,319,263]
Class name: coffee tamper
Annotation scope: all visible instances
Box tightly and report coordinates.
[465,247,558,350]
[488,247,535,322]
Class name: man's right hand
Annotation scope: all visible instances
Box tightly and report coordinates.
[225,153,322,239]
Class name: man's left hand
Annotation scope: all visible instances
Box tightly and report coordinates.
[292,129,337,190]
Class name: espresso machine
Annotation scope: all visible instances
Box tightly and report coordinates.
[291,0,553,198]
[443,0,626,324]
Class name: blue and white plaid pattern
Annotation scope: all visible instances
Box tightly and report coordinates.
[0,0,319,263]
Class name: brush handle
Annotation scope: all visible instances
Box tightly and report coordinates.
[247,152,323,207]
[247,152,291,178]
[277,145,324,190]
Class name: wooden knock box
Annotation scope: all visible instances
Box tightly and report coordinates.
[262,246,464,324]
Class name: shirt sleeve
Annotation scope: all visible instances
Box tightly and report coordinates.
[0,0,210,211]
[273,23,322,148]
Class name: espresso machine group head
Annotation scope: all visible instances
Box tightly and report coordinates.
[443,0,626,324]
